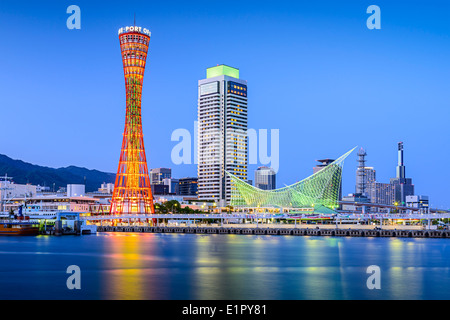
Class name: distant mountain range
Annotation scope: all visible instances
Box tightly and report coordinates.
[0,154,115,192]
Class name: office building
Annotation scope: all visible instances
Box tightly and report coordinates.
[162,178,179,194]
[355,148,376,197]
[151,184,169,195]
[178,177,198,196]
[67,184,85,197]
[356,166,376,196]
[342,193,371,212]
[0,180,36,212]
[390,142,414,205]
[98,183,114,194]
[406,195,429,213]
[36,185,51,193]
[368,182,395,206]
[150,168,172,185]
[255,166,276,190]
[197,65,248,206]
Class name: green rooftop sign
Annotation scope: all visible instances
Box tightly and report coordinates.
[207,65,239,79]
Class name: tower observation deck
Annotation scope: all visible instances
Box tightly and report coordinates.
[110,26,155,215]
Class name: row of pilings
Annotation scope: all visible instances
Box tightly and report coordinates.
[97,226,450,238]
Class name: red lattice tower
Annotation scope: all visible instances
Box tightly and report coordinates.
[110,26,154,215]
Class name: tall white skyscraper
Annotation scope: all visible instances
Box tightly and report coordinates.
[255,166,276,190]
[356,166,376,196]
[197,65,248,206]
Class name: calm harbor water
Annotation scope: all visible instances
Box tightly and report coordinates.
[1,233,450,300]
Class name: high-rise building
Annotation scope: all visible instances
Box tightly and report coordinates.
[150,168,172,185]
[356,167,376,196]
[197,65,248,206]
[162,178,179,194]
[367,182,395,206]
[355,148,376,197]
[390,142,414,205]
[178,177,198,196]
[255,166,276,190]
[110,25,154,215]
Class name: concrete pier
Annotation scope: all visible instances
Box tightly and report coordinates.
[96,226,450,239]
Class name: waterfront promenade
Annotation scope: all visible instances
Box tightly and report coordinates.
[182,223,424,230]
[97,224,447,238]
[81,212,449,238]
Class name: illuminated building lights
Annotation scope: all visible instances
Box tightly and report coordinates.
[227,148,356,209]
[110,26,155,215]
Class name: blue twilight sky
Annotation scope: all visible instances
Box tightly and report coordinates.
[0,1,449,208]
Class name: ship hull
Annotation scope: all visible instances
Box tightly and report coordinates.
[0,225,39,236]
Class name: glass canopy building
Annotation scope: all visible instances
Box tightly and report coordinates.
[227,148,355,209]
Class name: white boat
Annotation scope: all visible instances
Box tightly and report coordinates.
[11,204,58,219]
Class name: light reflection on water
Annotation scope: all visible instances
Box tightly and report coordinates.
[0,233,450,299]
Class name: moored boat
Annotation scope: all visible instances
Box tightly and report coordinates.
[0,222,40,236]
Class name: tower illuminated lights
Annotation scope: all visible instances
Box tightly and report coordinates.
[110,25,154,215]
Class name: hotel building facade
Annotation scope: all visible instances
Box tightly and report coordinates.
[197,65,248,206]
